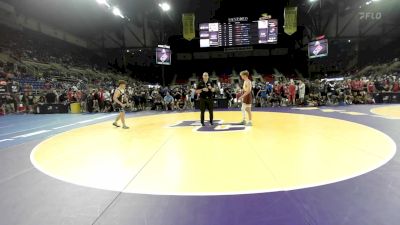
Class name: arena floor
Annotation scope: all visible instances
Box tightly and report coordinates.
[1,105,400,225]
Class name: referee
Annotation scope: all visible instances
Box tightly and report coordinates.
[196,72,215,126]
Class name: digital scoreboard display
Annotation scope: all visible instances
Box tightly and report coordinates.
[199,19,278,48]
[308,39,329,59]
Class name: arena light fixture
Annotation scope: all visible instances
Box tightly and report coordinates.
[96,0,110,8]
[309,0,318,2]
[158,2,171,12]
[112,7,125,18]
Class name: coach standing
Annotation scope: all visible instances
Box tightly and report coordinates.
[196,72,215,126]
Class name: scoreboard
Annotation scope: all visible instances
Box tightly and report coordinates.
[199,19,278,48]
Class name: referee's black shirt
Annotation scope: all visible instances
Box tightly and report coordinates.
[196,81,214,99]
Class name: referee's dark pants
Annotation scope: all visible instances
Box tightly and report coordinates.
[199,98,213,125]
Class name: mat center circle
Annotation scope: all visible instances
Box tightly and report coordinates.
[31,112,396,195]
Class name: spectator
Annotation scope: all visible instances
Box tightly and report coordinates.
[98,88,105,112]
[298,80,305,105]
[189,87,196,109]
[367,81,375,94]
[288,81,296,106]
[393,79,399,93]
[257,86,267,107]
[5,94,16,113]
[152,93,163,111]
[164,92,174,111]
[45,90,57,104]
[80,90,87,113]
[38,95,45,104]
[103,90,112,112]
[176,98,185,111]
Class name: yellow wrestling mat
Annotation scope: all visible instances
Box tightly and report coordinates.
[30,112,396,195]
[371,105,400,119]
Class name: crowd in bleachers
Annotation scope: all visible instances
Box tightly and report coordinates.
[1,67,399,115]
[250,72,399,107]
[200,65,399,109]
[0,24,399,115]
[1,56,399,115]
